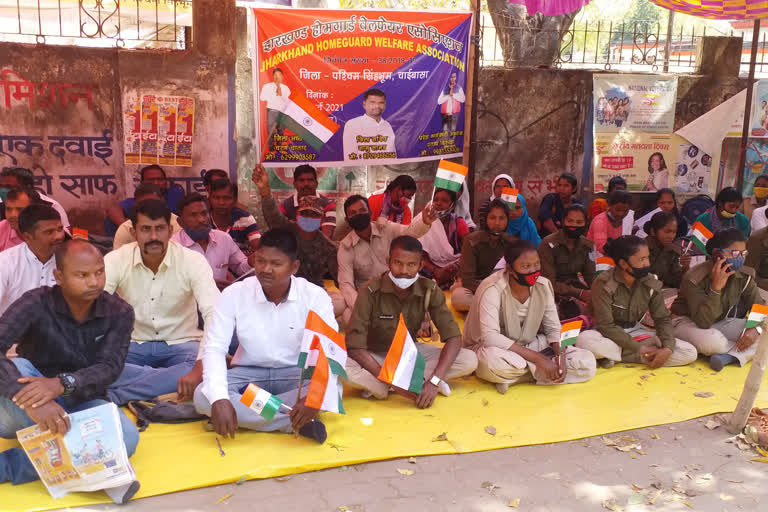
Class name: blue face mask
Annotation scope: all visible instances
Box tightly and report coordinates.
[726,256,745,271]
[297,215,322,233]
[184,225,212,242]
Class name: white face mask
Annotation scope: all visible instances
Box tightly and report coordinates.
[389,272,418,289]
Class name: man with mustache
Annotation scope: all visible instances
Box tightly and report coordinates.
[277,165,337,240]
[103,199,220,404]
[342,89,397,162]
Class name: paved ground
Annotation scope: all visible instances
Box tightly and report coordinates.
[59,414,767,512]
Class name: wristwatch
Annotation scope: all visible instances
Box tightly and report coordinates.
[58,373,76,396]
[429,375,443,387]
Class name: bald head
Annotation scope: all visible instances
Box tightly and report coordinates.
[53,240,106,303]
[55,239,102,270]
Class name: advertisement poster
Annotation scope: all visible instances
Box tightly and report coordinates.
[675,142,712,194]
[751,80,768,137]
[253,8,472,167]
[742,140,768,195]
[593,74,678,192]
[123,93,195,167]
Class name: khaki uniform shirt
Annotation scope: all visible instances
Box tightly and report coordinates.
[459,231,516,293]
[746,226,768,290]
[592,267,674,361]
[671,261,762,328]
[538,231,595,298]
[647,237,683,289]
[346,273,461,353]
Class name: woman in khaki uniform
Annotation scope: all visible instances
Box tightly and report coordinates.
[644,211,690,289]
[576,236,697,368]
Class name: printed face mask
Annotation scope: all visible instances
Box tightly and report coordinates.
[512,270,540,287]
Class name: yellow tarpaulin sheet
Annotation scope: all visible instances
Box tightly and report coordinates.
[2,361,767,512]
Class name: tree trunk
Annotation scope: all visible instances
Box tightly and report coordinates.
[729,328,768,434]
[486,0,580,68]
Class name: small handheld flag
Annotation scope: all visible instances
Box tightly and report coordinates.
[688,222,713,254]
[500,187,519,208]
[596,257,615,274]
[377,314,426,394]
[745,304,768,329]
[560,320,583,348]
[72,228,89,240]
[433,160,468,193]
[240,384,283,421]
[305,342,345,414]
[298,311,347,380]
[276,91,340,151]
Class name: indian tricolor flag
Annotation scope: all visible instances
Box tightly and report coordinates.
[745,304,768,329]
[560,320,583,348]
[500,187,519,208]
[305,343,345,414]
[434,160,468,193]
[240,383,283,421]
[276,91,340,151]
[297,311,347,380]
[377,314,426,394]
[689,222,713,253]
[596,257,615,274]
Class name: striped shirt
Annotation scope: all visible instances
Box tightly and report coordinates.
[213,207,260,251]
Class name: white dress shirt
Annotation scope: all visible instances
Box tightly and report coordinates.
[342,114,396,161]
[171,228,251,281]
[260,82,290,110]
[752,205,768,232]
[0,243,57,315]
[201,275,337,404]
[104,240,220,344]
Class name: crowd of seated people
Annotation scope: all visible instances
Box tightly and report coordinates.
[3,162,768,505]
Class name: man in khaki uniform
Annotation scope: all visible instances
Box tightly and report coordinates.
[345,236,477,408]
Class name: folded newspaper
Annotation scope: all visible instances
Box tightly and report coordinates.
[16,402,133,499]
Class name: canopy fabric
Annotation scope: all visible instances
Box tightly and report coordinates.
[650,0,768,19]
[508,0,592,16]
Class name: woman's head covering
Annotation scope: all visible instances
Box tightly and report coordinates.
[505,195,542,247]
[490,173,516,200]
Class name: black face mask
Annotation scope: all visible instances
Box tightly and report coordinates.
[511,270,540,287]
[563,225,586,239]
[629,265,651,279]
[348,213,371,232]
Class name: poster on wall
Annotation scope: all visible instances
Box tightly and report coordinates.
[253,8,472,167]
[593,74,678,192]
[123,93,195,167]
[751,80,768,137]
[675,142,712,194]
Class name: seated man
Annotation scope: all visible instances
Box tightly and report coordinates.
[204,169,249,210]
[0,240,140,504]
[104,199,219,405]
[209,179,260,252]
[113,183,181,249]
[0,167,70,231]
[0,204,64,315]
[171,192,252,289]
[0,188,41,252]
[345,236,478,407]
[451,199,515,312]
[338,195,436,325]
[277,164,336,239]
[253,165,342,317]
[106,165,184,236]
[195,228,333,442]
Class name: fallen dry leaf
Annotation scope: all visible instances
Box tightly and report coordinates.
[485,425,497,436]
[757,446,768,457]
[648,489,663,504]
[408,457,417,464]
[751,457,768,463]
[235,476,246,485]
[719,493,734,501]
[396,468,414,476]
[651,433,661,440]
[433,432,448,442]
[601,436,618,446]
[602,498,623,511]
[274,475,293,482]
[682,500,694,508]
[339,507,350,512]
[640,374,651,380]
[481,398,489,407]
[216,494,233,504]
[631,484,643,492]
[629,453,638,459]
[694,392,714,398]
[704,419,720,430]
[481,481,501,494]
[507,498,521,508]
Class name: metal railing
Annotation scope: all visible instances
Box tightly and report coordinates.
[0,0,191,49]
[480,12,768,77]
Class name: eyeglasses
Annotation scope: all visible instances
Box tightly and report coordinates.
[720,249,748,258]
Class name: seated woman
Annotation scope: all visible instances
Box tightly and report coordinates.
[451,199,515,312]
[745,174,768,229]
[644,211,689,289]
[463,240,596,394]
[537,172,583,237]
[419,187,470,289]
[655,188,688,239]
[589,176,626,220]
[477,174,514,231]
[576,236,698,368]
[368,174,417,225]
[587,190,632,255]
[506,194,541,247]
[671,229,763,371]
[695,187,750,237]
[538,204,595,319]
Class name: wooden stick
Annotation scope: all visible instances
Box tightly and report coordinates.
[728,323,768,434]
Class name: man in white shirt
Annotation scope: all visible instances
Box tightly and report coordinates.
[752,204,768,232]
[342,89,396,162]
[113,183,181,249]
[171,192,252,288]
[104,199,220,405]
[0,204,64,315]
[0,167,70,231]
[260,67,291,150]
[195,228,334,443]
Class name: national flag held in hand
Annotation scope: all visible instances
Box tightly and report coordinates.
[276,91,340,151]
[745,304,768,329]
[500,187,519,208]
[377,314,426,394]
[298,311,347,380]
[560,320,583,348]
[596,257,615,274]
[305,342,345,414]
[689,222,713,254]
[240,383,283,421]
[433,160,468,193]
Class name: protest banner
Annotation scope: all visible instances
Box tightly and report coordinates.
[253,8,472,167]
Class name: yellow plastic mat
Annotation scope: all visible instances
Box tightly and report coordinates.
[2,361,767,512]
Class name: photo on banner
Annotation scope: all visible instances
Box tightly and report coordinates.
[252,8,472,167]
[675,141,712,194]
[593,74,678,192]
[752,80,768,137]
